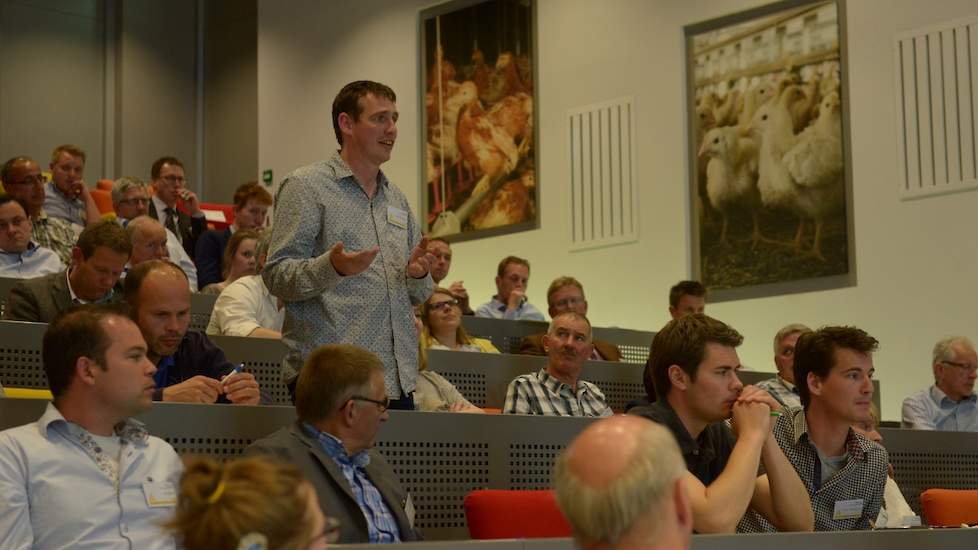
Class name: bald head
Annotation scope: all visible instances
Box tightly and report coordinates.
[126,216,169,265]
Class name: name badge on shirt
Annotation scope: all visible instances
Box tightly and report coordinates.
[143,480,177,507]
[387,206,408,229]
[832,498,864,520]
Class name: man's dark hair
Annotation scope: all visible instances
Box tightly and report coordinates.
[668,280,706,308]
[124,260,188,314]
[151,156,185,180]
[43,304,131,398]
[497,255,530,278]
[648,314,743,399]
[331,80,396,146]
[0,193,30,218]
[794,326,879,409]
[1,156,34,184]
[77,219,133,259]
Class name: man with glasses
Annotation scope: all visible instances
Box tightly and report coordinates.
[518,276,621,361]
[902,336,978,431]
[247,344,421,544]
[147,156,206,257]
[1,156,77,266]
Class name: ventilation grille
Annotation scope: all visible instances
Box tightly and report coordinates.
[568,97,638,250]
[895,18,978,199]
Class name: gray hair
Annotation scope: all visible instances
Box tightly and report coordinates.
[548,311,592,341]
[554,421,685,545]
[773,323,811,354]
[125,215,163,244]
[933,336,975,365]
[111,176,148,205]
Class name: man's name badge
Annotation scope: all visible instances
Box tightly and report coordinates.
[387,206,408,229]
[142,480,177,507]
[832,498,864,520]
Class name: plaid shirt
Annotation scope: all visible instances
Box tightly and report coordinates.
[756,375,802,410]
[740,407,888,532]
[304,424,401,543]
[32,209,76,266]
[503,368,613,417]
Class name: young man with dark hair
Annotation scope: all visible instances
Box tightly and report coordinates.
[668,280,706,320]
[0,305,182,548]
[743,326,888,532]
[195,182,273,288]
[629,314,813,533]
[148,156,207,257]
[0,193,63,278]
[475,255,545,321]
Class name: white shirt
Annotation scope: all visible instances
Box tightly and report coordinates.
[163,226,198,291]
[206,274,284,336]
[151,196,180,242]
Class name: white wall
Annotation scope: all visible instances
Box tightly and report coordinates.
[258,0,978,420]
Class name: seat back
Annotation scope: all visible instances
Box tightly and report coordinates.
[463,489,572,539]
[920,488,978,526]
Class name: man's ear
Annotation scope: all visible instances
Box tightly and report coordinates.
[337,111,355,136]
[70,246,84,268]
[668,365,689,391]
[807,371,823,399]
[674,476,693,533]
[541,333,551,354]
[76,356,99,388]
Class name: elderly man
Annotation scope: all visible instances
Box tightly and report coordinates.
[5,220,130,322]
[125,216,197,291]
[246,344,421,544]
[147,156,207,257]
[475,255,545,321]
[1,156,76,265]
[630,314,813,534]
[902,336,978,431]
[756,324,811,409]
[207,231,283,338]
[125,260,262,405]
[668,280,706,320]
[427,237,473,315]
[195,182,272,288]
[554,416,692,550]
[0,305,183,549]
[43,144,101,230]
[519,276,621,361]
[0,194,63,278]
[263,80,433,409]
[504,312,612,416]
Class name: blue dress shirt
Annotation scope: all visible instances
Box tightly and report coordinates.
[901,385,978,431]
[475,296,546,321]
[0,241,64,279]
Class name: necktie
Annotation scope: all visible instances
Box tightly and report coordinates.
[164,207,180,240]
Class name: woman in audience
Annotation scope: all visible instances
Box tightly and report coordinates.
[168,456,334,549]
[200,229,259,295]
[415,287,498,413]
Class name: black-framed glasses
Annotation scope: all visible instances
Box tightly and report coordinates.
[6,174,44,186]
[429,299,460,312]
[940,360,978,374]
[350,395,390,412]
[160,175,186,184]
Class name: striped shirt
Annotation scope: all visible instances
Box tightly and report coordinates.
[503,368,613,417]
[756,375,802,410]
[304,424,401,543]
[31,210,76,267]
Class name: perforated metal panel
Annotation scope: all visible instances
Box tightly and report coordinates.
[164,436,254,461]
[438,371,488,407]
[189,293,217,332]
[881,427,978,517]
[461,317,549,354]
[509,443,563,490]
[0,322,49,389]
[212,335,291,405]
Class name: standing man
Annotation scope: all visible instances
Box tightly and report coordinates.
[263,80,433,410]
[1,156,76,266]
[757,324,811,409]
[902,336,978,431]
[147,156,207,258]
[43,144,102,230]
[0,305,182,549]
[668,280,706,320]
[519,276,621,361]
[475,256,545,321]
[427,237,473,314]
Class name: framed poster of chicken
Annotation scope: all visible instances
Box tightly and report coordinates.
[420,0,538,242]
[685,0,856,301]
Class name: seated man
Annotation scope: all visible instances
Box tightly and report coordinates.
[902,336,978,431]
[148,156,207,257]
[2,156,76,265]
[5,219,130,322]
[126,216,197,291]
[195,182,272,288]
[554,416,692,550]
[475,255,545,321]
[246,344,422,544]
[668,280,706,320]
[756,323,810,409]
[112,177,197,289]
[504,312,613,417]
[519,276,621,361]
[0,305,183,548]
[427,237,473,314]
[0,194,63,278]
[629,314,813,533]
[43,144,101,230]
[125,260,262,404]
[206,231,284,338]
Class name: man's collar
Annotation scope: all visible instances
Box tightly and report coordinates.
[778,375,798,393]
[930,384,977,405]
[539,367,579,394]
[151,194,172,212]
[329,150,390,192]
[0,240,38,255]
[302,421,370,468]
[792,408,869,460]
[47,180,75,201]
[38,401,149,445]
[648,399,702,455]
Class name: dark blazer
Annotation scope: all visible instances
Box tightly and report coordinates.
[518,332,622,362]
[246,422,422,544]
[194,227,231,289]
[149,200,207,258]
[4,270,123,323]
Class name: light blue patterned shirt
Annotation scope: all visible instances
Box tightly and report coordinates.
[0,402,183,549]
[42,181,87,228]
[901,385,978,431]
[0,241,64,278]
[263,151,432,393]
[475,296,546,321]
[303,423,401,543]
[756,375,802,409]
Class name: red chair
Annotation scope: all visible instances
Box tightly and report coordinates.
[463,489,572,539]
[920,488,978,526]
[90,188,115,215]
[198,202,235,230]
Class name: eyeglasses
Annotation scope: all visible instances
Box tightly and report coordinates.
[940,360,978,374]
[350,395,390,412]
[160,175,186,184]
[118,198,150,206]
[5,174,44,186]
[429,299,460,312]
[552,296,584,309]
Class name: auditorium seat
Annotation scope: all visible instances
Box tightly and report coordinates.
[920,488,978,526]
[96,179,114,191]
[91,188,115,214]
[4,388,53,399]
[463,489,572,539]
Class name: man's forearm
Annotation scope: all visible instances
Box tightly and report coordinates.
[694,432,766,533]
[760,435,814,531]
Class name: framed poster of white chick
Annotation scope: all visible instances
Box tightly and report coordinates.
[685,0,856,301]
[419,0,538,242]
